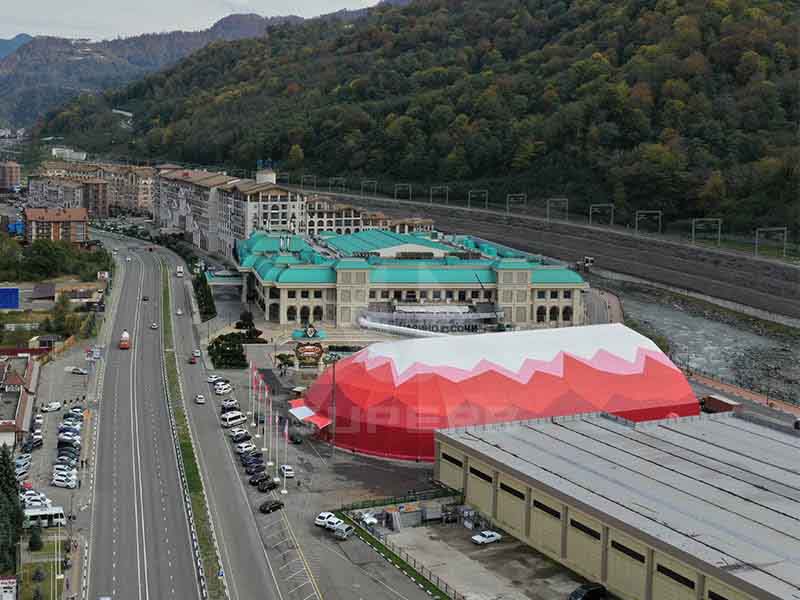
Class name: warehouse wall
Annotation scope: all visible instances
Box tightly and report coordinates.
[435,442,758,600]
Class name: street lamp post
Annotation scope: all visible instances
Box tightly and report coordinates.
[323,353,341,460]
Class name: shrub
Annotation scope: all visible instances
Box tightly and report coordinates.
[28,526,42,551]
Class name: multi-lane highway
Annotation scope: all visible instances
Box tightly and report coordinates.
[161,249,285,600]
[87,245,198,599]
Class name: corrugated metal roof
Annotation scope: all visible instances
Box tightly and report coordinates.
[438,414,800,600]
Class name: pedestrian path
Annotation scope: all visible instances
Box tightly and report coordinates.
[688,372,800,417]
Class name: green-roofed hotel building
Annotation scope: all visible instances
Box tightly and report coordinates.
[234,229,588,331]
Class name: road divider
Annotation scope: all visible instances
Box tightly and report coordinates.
[160,259,228,600]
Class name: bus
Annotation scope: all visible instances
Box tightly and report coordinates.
[176,265,184,278]
[23,506,66,529]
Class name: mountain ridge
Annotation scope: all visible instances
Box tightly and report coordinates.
[42,0,799,233]
[0,34,32,59]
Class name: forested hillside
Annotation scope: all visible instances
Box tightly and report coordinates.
[43,0,799,232]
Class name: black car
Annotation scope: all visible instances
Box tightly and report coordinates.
[58,426,81,436]
[240,451,263,463]
[241,456,264,468]
[55,456,78,467]
[245,463,266,476]
[220,405,238,415]
[259,500,284,514]
[249,472,269,486]
[57,440,81,450]
[58,449,80,459]
[568,584,607,600]
[257,479,279,493]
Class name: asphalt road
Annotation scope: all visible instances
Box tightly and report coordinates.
[88,246,198,599]
[161,251,285,600]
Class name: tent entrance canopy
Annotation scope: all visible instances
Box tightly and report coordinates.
[289,399,332,430]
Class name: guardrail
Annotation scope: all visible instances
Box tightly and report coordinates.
[159,259,228,599]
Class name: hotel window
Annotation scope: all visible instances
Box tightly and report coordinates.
[369,291,376,299]
[420,291,428,299]
[301,290,309,299]
[314,290,322,299]
[458,291,466,301]
[432,291,441,300]
[393,291,402,300]
[550,290,559,299]
[471,290,480,299]
[563,290,572,299]
[381,290,390,299]
[445,290,454,300]
[483,290,492,300]
[537,290,546,299]
[288,290,296,299]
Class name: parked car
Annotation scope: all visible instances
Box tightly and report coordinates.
[248,472,269,486]
[141,295,149,301]
[231,432,252,444]
[71,367,88,375]
[257,480,279,493]
[245,463,266,476]
[41,402,62,413]
[279,465,295,478]
[55,456,78,467]
[235,442,257,455]
[150,322,159,330]
[315,512,334,527]
[324,516,343,531]
[68,408,84,419]
[259,500,284,514]
[471,531,502,545]
[194,394,206,405]
[207,375,222,383]
[215,384,233,395]
[33,414,44,426]
[51,477,77,489]
[228,427,248,438]
[568,584,607,600]
[192,349,201,358]
[241,455,264,467]
[221,399,239,410]
[188,356,197,365]
[176,308,183,316]
[220,405,238,415]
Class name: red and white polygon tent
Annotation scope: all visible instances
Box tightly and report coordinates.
[302,323,699,462]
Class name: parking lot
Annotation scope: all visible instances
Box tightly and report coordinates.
[389,524,583,600]
[202,363,437,600]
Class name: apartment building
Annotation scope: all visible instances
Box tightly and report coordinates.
[23,207,88,243]
[0,161,21,191]
[28,176,83,208]
[37,161,156,213]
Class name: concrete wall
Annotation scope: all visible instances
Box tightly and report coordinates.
[335,196,800,320]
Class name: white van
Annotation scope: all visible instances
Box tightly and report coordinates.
[220,411,247,428]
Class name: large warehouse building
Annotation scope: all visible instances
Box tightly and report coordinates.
[300,323,699,461]
[434,413,800,600]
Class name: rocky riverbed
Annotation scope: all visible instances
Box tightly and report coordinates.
[589,275,800,404]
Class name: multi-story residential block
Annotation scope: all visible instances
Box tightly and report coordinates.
[23,207,88,243]
[0,161,21,191]
[28,176,84,208]
[81,179,109,219]
[234,230,587,330]
[37,161,156,213]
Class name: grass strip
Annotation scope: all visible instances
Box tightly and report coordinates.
[335,511,453,599]
[18,562,62,600]
[161,261,225,599]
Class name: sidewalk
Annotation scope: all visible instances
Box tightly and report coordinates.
[688,372,800,418]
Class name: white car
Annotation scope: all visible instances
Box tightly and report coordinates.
[150,322,159,330]
[324,515,343,530]
[215,384,232,395]
[280,465,295,479]
[207,375,222,384]
[228,427,248,438]
[24,498,50,509]
[176,308,183,316]
[52,465,77,476]
[71,367,88,375]
[471,531,502,545]
[41,401,62,413]
[20,490,45,502]
[126,257,131,262]
[192,349,201,358]
[51,477,77,489]
[221,399,239,410]
[235,442,257,454]
[194,394,206,405]
[33,414,44,426]
[315,512,334,527]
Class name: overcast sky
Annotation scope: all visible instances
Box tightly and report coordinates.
[1,0,376,39]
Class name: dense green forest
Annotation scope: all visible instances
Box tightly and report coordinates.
[43,0,799,232]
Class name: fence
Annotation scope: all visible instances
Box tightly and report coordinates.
[341,486,461,511]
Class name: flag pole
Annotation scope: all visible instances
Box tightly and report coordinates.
[249,362,255,426]
[273,413,280,483]
[262,383,269,454]
[254,376,261,438]
[280,418,288,495]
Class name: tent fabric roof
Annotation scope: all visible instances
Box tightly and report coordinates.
[305,324,699,462]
